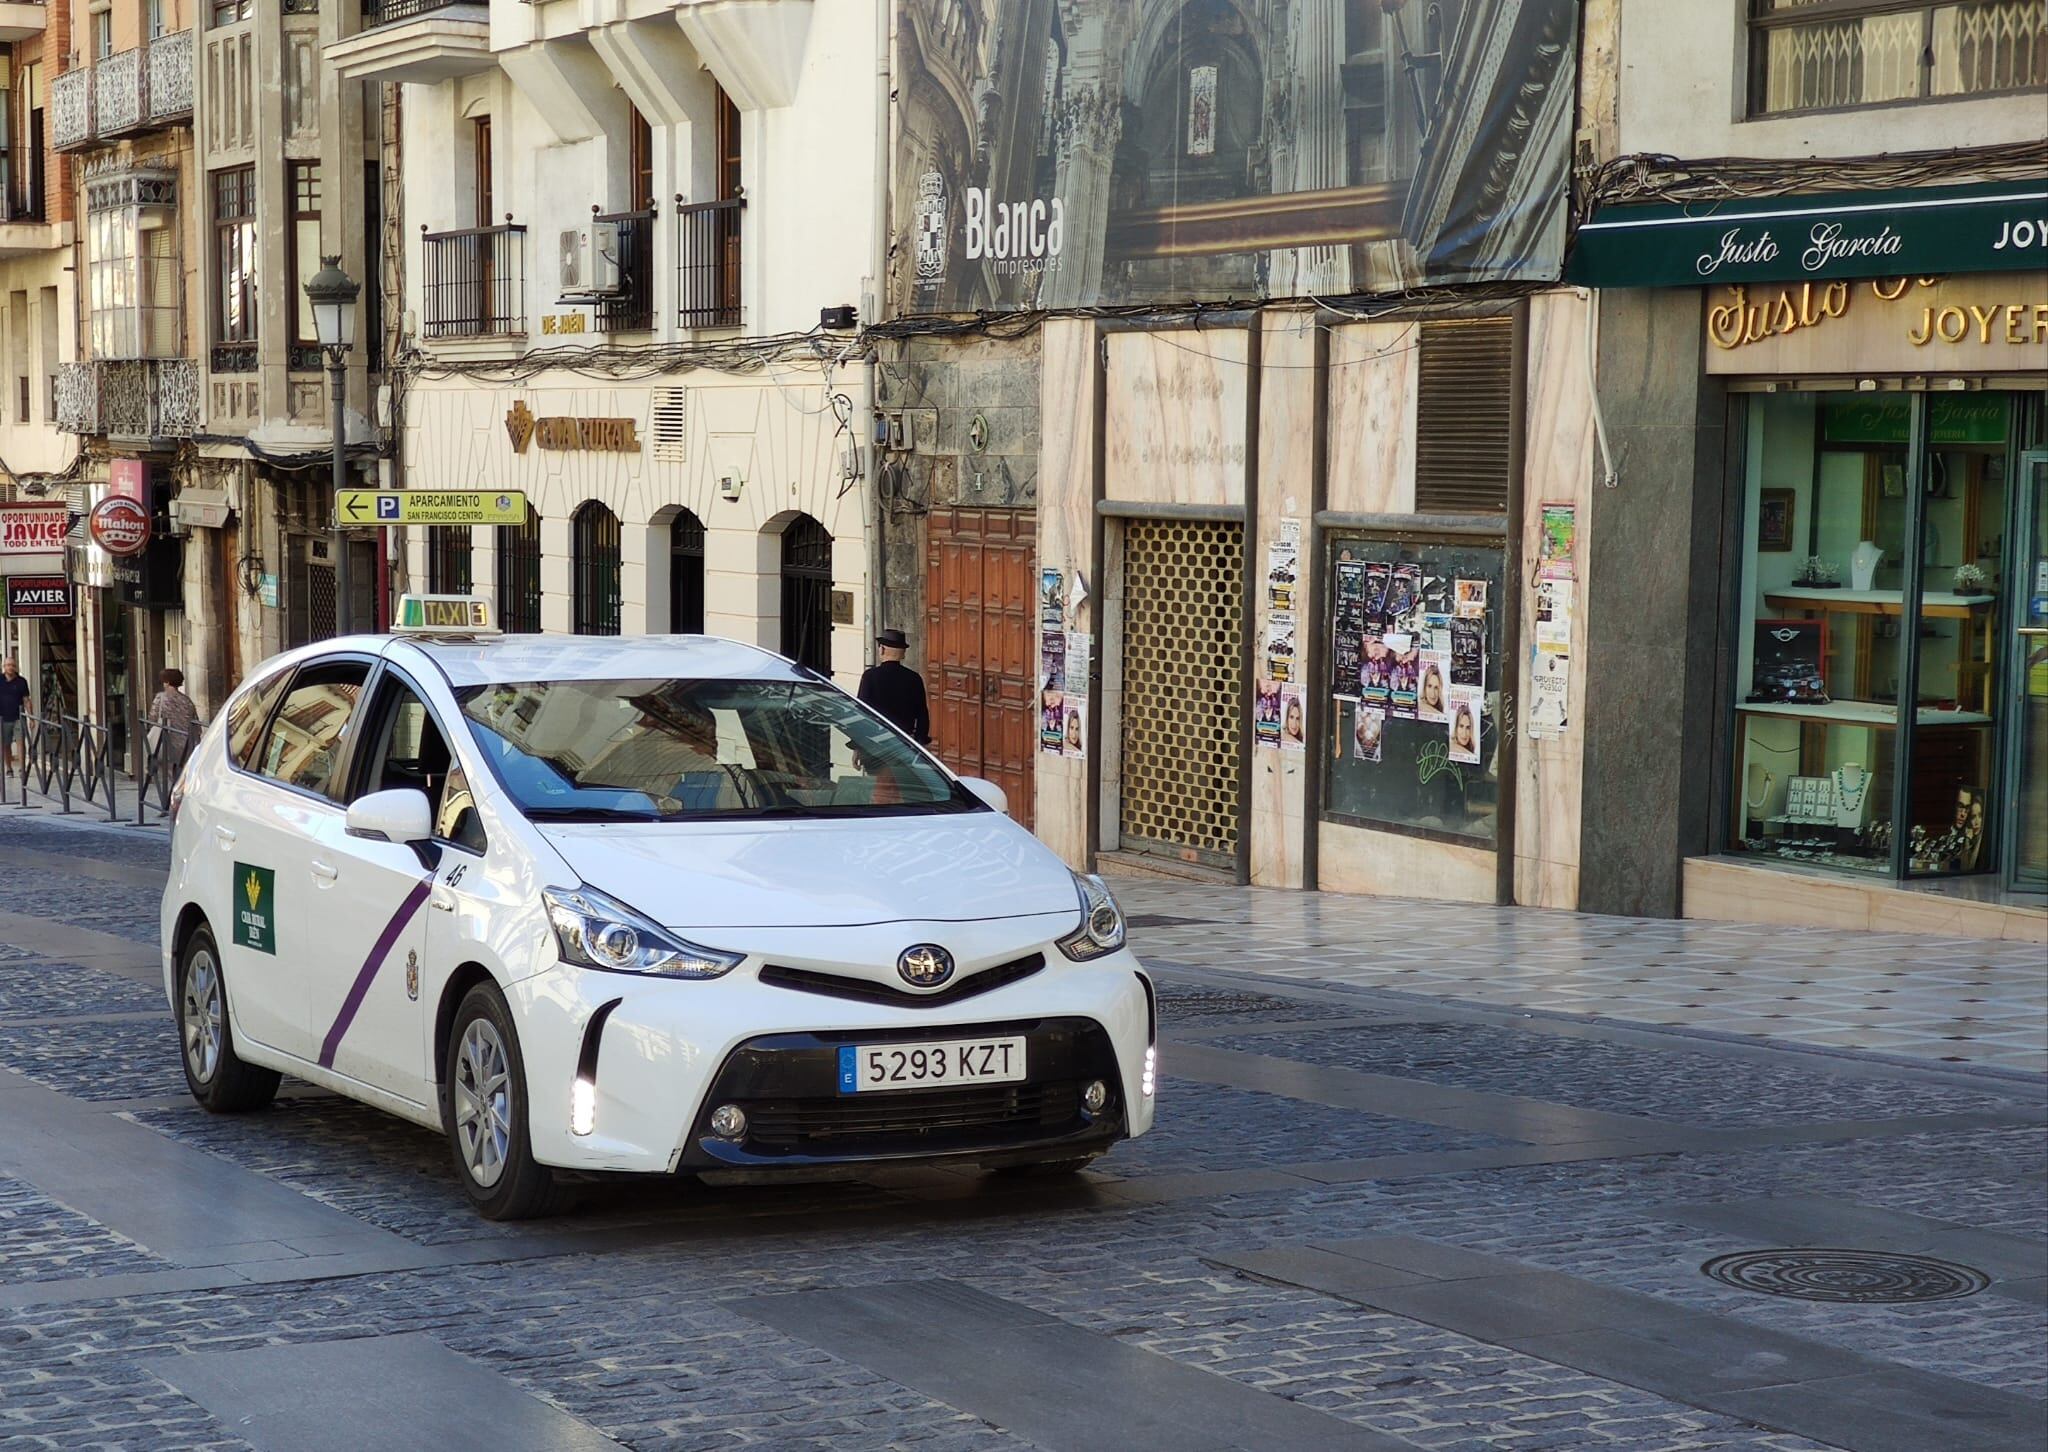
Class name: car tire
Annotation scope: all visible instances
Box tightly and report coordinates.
[441,981,563,1220]
[177,924,281,1113]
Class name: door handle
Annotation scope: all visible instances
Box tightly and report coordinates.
[310,860,340,883]
[430,891,456,913]
[213,825,237,846]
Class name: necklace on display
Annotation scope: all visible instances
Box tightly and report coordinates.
[1834,764,1870,828]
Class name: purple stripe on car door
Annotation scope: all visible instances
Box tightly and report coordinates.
[317,877,434,1070]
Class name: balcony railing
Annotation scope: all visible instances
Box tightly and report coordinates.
[148,30,194,122]
[363,0,478,25]
[676,195,743,330]
[593,208,656,334]
[50,68,91,151]
[55,359,201,440]
[421,221,526,339]
[95,47,145,136]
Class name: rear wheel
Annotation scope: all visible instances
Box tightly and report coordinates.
[177,925,280,1112]
[441,981,563,1220]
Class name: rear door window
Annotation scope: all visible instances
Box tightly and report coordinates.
[253,661,372,800]
[224,668,292,769]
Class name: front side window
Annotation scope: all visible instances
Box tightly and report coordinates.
[213,167,257,347]
[457,678,974,822]
[225,668,292,768]
[1748,0,2048,115]
[255,662,369,800]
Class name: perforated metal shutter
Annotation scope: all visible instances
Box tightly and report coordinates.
[1415,316,1515,515]
[1118,518,1244,867]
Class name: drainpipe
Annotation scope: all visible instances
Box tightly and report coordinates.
[864,0,890,661]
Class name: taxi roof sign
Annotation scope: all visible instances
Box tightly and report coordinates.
[396,594,498,635]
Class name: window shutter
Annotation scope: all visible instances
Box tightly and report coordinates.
[1415,316,1515,515]
[651,388,687,463]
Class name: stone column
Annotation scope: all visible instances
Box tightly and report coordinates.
[1280,0,1349,297]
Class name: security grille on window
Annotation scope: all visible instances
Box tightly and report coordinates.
[87,170,181,361]
[1748,0,2047,115]
[497,513,542,634]
[213,167,258,353]
[573,502,623,637]
[427,526,472,596]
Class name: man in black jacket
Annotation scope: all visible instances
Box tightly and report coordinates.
[857,629,930,745]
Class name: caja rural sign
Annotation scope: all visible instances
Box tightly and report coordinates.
[0,503,72,558]
[89,495,152,556]
[3,576,75,618]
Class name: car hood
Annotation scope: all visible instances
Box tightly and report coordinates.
[536,812,1081,930]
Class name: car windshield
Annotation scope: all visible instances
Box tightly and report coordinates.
[454,677,977,822]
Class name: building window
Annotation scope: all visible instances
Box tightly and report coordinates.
[670,510,706,634]
[92,8,114,60]
[427,527,472,596]
[497,513,542,634]
[212,0,253,26]
[87,173,181,361]
[1748,0,2048,115]
[573,502,623,637]
[628,105,654,213]
[779,514,833,674]
[149,0,169,39]
[288,162,322,346]
[213,167,258,349]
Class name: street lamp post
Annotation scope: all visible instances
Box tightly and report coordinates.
[305,256,360,637]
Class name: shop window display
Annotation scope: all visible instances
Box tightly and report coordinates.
[1730,392,2024,880]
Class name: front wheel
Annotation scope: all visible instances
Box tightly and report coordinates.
[177,924,280,1113]
[441,982,562,1220]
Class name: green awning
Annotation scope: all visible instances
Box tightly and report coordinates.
[1568,181,2046,288]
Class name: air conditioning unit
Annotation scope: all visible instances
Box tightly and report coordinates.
[558,220,623,296]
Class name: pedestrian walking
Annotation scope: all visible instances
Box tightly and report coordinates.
[146,668,202,796]
[0,658,30,779]
[857,628,930,745]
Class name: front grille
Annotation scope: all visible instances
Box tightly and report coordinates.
[742,1081,1082,1151]
[758,953,1045,1008]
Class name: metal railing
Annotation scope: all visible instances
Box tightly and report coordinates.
[58,358,202,440]
[137,718,197,825]
[363,0,478,24]
[593,207,657,334]
[676,195,743,329]
[421,221,526,338]
[49,67,91,150]
[7,708,198,825]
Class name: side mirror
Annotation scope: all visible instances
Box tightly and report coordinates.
[959,776,1008,815]
[346,787,435,845]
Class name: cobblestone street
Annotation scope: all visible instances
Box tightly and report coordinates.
[0,811,2042,1451]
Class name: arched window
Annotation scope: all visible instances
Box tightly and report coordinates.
[573,501,622,636]
[426,527,472,596]
[670,510,705,634]
[779,514,832,673]
[497,512,542,634]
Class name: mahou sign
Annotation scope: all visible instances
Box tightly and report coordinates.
[89,495,152,557]
[0,503,71,558]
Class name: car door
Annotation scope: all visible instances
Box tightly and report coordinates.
[201,663,298,1056]
[311,665,447,1106]
[233,655,377,1064]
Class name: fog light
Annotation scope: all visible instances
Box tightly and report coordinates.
[709,1103,748,1140]
[570,1077,596,1136]
[1082,1079,1108,1114]
[1142,1047,1157,1098]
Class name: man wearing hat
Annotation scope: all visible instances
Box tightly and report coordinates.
[858,629,931,746]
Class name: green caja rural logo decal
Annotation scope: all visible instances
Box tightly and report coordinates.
[233,863,276,955]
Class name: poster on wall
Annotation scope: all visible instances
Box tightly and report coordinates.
[1386,632,1418,719]
[1450,619,1485,688]
[1417,650,1450,723]
[1446,686,1484,765]
[1255,679,1283,750]
[1039,685,1065,753]
[1060,697,1087,758]
[1527,647,1571,739]
[1278,684,1307,753]
[1537,503,1577,580]
[1353,703,1385,763]
[892,0,1579,314]
[1535,578,1574,652]
[1331,559,1367,697]
[1039,568,1065,629]
[1264,611,1297,681]
[1266,518,1301,611]
[1039,619,1067,755]
[1064,631,1091,700]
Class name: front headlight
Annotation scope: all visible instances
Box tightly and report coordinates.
[1055,872,1125,962]
[542,885,743,979]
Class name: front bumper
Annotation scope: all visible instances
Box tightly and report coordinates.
[506,948,1156,1176]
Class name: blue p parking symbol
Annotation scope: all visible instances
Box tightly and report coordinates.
[376,496,401,521]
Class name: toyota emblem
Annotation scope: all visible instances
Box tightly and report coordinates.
[897,944,955,989]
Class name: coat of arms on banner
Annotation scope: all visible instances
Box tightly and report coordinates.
[915,172,948,283]
[505,400,536,454]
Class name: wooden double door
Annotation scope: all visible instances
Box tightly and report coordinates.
[925,507,1036,829]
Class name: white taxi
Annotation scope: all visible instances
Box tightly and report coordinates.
[161,599,1155,1218]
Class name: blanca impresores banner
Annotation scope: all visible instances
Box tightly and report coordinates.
[891,0,1579,315]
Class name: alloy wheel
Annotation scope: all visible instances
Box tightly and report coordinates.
[453,1018,513,1189]
[181,949,224,1084]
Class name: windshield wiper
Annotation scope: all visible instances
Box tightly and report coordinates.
[522,806,662,823]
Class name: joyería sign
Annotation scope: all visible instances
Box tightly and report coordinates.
[1704,274,2048,376]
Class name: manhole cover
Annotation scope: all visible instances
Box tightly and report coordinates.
[1702,1249,1989,1304]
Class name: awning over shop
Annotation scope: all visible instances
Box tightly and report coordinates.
[1568,180,2047,289]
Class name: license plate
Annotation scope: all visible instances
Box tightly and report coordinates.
[837,1036,1027,1093]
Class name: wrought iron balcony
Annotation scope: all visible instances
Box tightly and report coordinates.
[50,68,92,151]
[363,0,476,21]
[421,221,526,339]
[676,195,743,330]
[148,30,195,122]
[592,208,657,335]
[55,359,201,441]
[94,46,145,137]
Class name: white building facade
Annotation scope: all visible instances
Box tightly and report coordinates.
[329,0,886,683]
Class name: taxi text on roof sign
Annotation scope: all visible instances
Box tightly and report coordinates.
[396,594,497,634]
[336,490,529,527]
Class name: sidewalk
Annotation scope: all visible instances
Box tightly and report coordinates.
[1,764,164,831]
[1110,875,2048,1077]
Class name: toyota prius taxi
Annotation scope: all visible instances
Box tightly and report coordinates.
[161,598,1155,1218]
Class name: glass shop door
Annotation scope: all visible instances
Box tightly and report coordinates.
[2006,451,2048,895]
